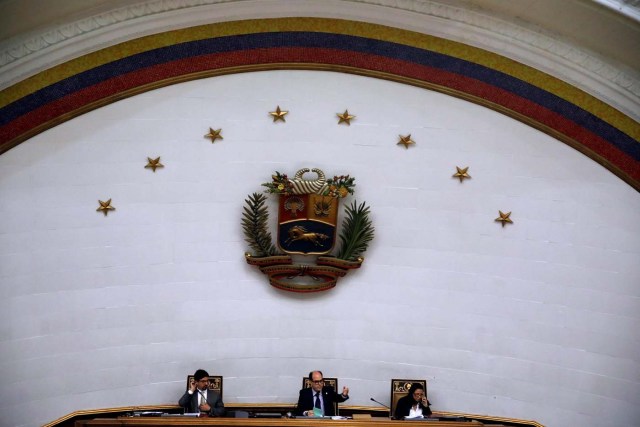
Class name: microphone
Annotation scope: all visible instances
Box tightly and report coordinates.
[370,397,390,410]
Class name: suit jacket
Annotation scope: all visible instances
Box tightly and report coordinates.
[295,386,348,416]
[178,389,225,416]
[394,394,432,419]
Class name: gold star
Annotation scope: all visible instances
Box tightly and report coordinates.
[495,211,513,227]
[397,134,415,149]
[145,156,164,172]
[337,109,355,125]
[269,106,288,122]
[453,166,471,182]
[97,199,115,216]
[204,127,223,143]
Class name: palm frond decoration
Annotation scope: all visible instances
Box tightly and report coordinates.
[336,200,375,261]
[242,192,279,257]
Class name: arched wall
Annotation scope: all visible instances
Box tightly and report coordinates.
[2,18,639,189]
[0,10,639,427]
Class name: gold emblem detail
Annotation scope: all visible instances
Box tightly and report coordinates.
[495,211,513,227]
[314,197,333,217]
[453,166,470,182]
[269,106,288,122]
[97,199,115,216]
[204,127,223,143]
[284,196,304,217]
[397,134,415,149]
[336,109,355,125]
[145,156,164,172]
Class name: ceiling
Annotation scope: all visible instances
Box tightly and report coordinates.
[0,0,638,72]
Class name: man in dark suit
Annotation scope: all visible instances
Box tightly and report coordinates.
[178,369,225,416]
[296,370,349,416]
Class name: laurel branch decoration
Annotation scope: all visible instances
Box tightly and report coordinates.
[241,192,280,257]
[337,201,374,261]
[243,168,374,293]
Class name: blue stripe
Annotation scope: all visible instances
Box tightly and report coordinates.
[2,32,637,159]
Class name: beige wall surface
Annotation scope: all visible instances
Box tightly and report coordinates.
[1,2,639,427]
[1,70,639,427]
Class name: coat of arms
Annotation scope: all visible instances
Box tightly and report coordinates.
[243,167,374,292]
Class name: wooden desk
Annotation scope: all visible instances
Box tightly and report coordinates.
[75,417,484,427]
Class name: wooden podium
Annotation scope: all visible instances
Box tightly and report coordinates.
[75,417,484,427]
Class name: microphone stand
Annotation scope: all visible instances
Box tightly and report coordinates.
[370,397,391,418]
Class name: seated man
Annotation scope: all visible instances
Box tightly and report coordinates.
[394,382,432,419]
[296,370,349,417]
[178,369,225,417]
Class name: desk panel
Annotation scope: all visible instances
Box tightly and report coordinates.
[75,417,483,427]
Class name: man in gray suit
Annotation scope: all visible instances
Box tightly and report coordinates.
[178,369,225,416]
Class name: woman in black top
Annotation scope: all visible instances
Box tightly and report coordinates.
[394,383,432,419]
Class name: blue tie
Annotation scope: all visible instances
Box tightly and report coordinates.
[314,392,321,410]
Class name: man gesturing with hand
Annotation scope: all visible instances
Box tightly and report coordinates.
[296,370,349,417]
[178,369,225,417]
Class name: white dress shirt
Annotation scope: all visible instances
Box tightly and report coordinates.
[408,403,423,418]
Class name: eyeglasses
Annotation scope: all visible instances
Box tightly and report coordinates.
[198,378,210,383]
[311,380,324,384]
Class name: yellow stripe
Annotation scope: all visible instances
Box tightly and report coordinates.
[1,17,638,139]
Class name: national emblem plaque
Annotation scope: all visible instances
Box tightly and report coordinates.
[243,167,374,292]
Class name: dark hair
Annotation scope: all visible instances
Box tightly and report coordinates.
[408,382,424,395]
[194,369,209,381]
[309,370,323,380]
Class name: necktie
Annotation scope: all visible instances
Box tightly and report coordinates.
[314,392,321,410]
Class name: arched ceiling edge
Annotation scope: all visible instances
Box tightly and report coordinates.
[0,18,638,190]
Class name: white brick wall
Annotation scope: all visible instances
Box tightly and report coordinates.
[0,71,639,427]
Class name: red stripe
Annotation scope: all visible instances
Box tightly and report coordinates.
[1,47,636,180]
